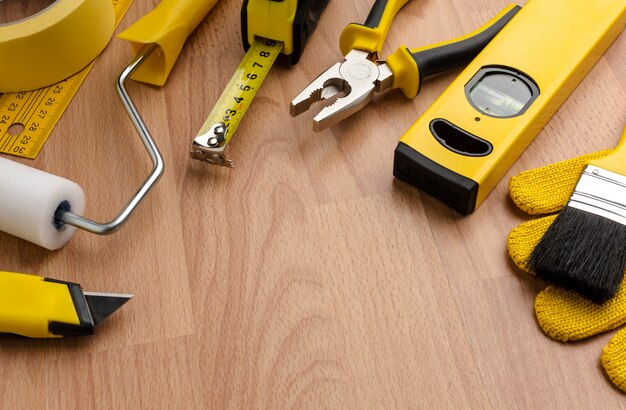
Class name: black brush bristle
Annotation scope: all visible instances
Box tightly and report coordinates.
[529,206,626,303]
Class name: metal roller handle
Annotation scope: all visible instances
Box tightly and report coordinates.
[55,44,164,235]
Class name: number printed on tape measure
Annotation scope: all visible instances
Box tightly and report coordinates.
[197,38,284,146]
[0,0,134,159]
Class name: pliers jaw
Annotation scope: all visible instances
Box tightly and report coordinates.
[291,3,523,132]
[290,50,393,132]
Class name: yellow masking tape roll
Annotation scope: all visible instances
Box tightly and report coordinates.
[0,0,115,93]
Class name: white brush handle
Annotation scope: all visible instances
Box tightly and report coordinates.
[0,157,84,250]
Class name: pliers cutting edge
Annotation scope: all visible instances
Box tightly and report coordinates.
[290,0,521,131]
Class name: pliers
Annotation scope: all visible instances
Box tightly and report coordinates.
[290,0,521,131]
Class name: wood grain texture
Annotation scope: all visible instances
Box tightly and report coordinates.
[0,0,625,408]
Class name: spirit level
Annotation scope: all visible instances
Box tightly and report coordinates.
[394,0,626,214]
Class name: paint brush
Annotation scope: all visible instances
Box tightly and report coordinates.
[529,127,626,303]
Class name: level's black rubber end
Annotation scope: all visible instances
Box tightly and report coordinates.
[241,0,330,65]
[393,142,478,215]
[529,206,626,303]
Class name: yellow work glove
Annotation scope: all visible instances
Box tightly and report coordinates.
[507,150,626,392]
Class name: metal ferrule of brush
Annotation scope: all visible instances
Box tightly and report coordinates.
[568,165,626,226]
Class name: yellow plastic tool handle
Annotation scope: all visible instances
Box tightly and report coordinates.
[0,271,79,338]
[590,127,626,174]
[118,0,220,85]
[339,0,411,56]
[386,4,521,98]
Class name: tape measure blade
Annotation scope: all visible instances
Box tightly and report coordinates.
[197,37,284,146]
[0,0,134,159]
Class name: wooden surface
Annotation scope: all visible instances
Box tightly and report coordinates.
[1,0,625,408]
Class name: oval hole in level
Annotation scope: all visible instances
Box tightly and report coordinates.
[429,119,492,157]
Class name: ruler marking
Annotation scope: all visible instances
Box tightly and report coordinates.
[16,89,40,124]
[0,92,22,151]
[10,93,30,126]
[20,88,45,125]
[196,37,283,155]
[7,135,18,152]
[0,93,27,152]
[27,86,61,156]
[0,132,9,150]
[0,131,9,149]
[1,88,46,154]
[0,0,134,159]
[29,88,49,125]
[1,132,12,151]
[19,86,57,156]
[18,88,43,124]
[1,91,31,143]
[1,135,10,151]
[0,122,10,150]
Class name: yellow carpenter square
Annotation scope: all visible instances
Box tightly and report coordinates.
[0,0,134,159]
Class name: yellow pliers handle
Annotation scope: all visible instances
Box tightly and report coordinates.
[118,0,221,85]
[339,1,520,98]
[340,0,411,56]
[388,4,521,98]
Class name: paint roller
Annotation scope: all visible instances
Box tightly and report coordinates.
[0,46,163,250]
[0,0,220,250]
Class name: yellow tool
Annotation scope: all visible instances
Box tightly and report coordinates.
[118,0,220,86]
[190,0,329,167]
[0,0,134,159]
[0,0,219,250]
[191,37,282,167]
[0,271,131,338]
[290,0,520,131]
[394,0,626,215]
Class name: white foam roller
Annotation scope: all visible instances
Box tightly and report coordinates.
[0,157,85,250]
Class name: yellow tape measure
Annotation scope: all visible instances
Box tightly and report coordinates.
[191,37,283,167]
[0,0,133,159]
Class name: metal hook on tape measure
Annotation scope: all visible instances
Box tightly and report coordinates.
[55,44,164,235]
[190,122,234,168]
